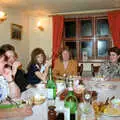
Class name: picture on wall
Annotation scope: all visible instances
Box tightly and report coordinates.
[11,24,22,40]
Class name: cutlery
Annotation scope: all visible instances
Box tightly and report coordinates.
[6,96,19,108]
[110,96,115,101]
[105,97,109,105]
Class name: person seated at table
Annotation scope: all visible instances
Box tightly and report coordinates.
[53,47,77,79]
[1,44,29,92]
[98,47,120,80]
[0,47,20,100]
[27,48,51,85]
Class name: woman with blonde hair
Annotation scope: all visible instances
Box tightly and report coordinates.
[53,47,77,79]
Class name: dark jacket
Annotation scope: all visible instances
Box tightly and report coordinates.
[15,69,29,92]
[27,64,42,85]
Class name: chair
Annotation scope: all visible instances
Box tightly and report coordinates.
[77,64,83,76]
[78,63,95,77]
[92,65,100,77]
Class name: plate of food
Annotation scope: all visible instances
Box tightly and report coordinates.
[103,105,120,117]
[32,95,46,105]
[0,97,32,109]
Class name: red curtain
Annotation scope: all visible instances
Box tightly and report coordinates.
[52,15,64,66]
[108,10,120,48]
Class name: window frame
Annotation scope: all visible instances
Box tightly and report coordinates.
[63,15,112,62]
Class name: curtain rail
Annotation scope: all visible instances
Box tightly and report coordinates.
[48,8,120,17]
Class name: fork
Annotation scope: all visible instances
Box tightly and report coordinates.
[6,96,19,108]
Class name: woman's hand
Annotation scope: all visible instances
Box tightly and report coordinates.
[3,67,13,82]
[46,59,52,67]
[12,61,22,77]
[3,67,21,98]
[8,82,21,99]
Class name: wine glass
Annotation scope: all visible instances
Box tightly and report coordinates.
[79,90,94,120]
[79,102,94,120]
[0,87,3,102]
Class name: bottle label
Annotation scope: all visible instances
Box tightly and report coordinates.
[64,107,70,120]
[47,88,53,99]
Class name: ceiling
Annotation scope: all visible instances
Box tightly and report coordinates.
[0,0,120,16]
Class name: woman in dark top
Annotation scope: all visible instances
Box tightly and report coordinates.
[1,44,28,92]
[27,48,51,85]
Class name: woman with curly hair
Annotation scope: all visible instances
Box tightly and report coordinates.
[98,47,120,80]
[27,48,51,85]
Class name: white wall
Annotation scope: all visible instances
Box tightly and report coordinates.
[29,16,52,59]
[0,8,29,70]
[0,8,52,70]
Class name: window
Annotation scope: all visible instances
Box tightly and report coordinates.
[96,19,110,36]
[64,41,77,59]
[80,19,93,37]
[63,16,112,61]
[97,40,109,57]
[64,21,76,38]
[81,41,93,57]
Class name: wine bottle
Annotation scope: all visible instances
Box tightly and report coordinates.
[64,78,78,120]
[46,67,56,99]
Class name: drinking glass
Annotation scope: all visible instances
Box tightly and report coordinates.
[79,102,94,120]
[0,87,2,101]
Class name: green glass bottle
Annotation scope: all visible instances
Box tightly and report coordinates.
[64,79,78,120]
[46,67,56,99]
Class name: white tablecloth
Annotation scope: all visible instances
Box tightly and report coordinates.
[85,80,120,101]
[24,101,48,120]
[21,80,120,120]
[21,88,48,120]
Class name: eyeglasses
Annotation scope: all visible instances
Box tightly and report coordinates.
[0,55,8,61]
[4,55,9,61]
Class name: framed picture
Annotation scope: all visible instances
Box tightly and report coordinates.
[11,24,22,40]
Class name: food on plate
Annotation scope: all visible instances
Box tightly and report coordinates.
[32,95,46,105]
[104,105,120,116]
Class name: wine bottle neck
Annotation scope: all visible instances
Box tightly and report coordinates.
[48,67,53,81]
[68,89,74,95]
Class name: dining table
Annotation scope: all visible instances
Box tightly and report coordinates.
[1,77,119,120]
[21,77,120,120]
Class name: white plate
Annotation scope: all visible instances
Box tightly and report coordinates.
[103,106,120,117]
[95,83,116,90]
[103,113,120,117]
